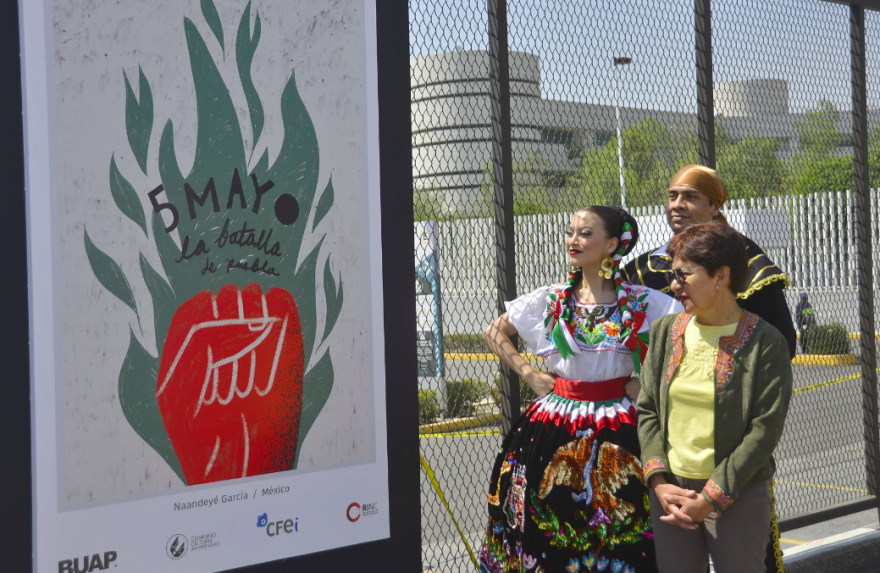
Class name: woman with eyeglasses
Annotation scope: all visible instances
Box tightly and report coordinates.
[478,206,681,573]
[637,223,793,573]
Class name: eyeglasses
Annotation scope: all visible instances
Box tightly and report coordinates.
[665,266,704,286]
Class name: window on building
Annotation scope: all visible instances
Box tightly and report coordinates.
[593,131,613,147]
[540,128,574,146]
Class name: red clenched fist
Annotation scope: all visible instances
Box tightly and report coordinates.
[157,283,304,485]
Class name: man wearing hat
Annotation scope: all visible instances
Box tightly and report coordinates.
[795,292,816,354]
[624,164,795,573]
[623,164,797,358]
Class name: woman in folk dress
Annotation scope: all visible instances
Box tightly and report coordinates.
[478,206,681,573]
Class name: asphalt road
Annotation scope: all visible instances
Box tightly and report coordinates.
[419,360,877,573]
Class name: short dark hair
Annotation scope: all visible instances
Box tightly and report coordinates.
[667,223,748,294]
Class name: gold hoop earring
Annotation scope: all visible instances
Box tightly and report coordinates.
[599,257,614,279]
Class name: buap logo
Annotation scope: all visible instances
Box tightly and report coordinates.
[257,513,268,527]
[58,551,117,572]
[166,534,188,560]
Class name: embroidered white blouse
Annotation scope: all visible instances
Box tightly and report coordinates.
[505,283,682,382]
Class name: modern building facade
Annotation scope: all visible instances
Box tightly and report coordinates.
[411,50,878,217]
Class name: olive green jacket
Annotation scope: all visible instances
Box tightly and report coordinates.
[637,311,793,511]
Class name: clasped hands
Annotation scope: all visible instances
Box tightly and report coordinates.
[649,475,715,530]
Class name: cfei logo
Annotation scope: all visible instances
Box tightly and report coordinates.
[58,551,117,572]
[257,513,299,536]
[166,534,188,560]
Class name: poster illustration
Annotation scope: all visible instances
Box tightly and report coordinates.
[23,0,388,570]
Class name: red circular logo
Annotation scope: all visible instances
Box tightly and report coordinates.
[346,502,361,522]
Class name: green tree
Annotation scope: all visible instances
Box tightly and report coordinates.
[868,127,880,187]
[716,136,786,199]
[793,99,841,159]
[566,118,697,208]
[413,182,450,221]
[792,155,854,195]
[480,150,580,215]
[788,100,860,195]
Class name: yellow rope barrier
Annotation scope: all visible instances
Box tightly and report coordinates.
[769,481,786,573]
[419,453,479,570]
[793,366,880,395]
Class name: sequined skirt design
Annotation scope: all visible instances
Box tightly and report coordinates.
[478,392,657,573]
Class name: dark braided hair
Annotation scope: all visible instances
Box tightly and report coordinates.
[555,206,641,349]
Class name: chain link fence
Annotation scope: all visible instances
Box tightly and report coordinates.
[713,0,872,530]
[411,1,880,571]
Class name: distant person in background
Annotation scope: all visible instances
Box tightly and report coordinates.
[623,164,797,360]
[795,292,816,354]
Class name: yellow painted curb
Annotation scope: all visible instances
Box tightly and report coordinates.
[421,429,502,439]
[419,413,502,435]
[444,352,538,361]
[774,479,869,494]
[792,354,857,366]
[444,352,498,361]
[845,333,880,340]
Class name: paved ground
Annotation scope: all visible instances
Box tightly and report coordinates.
[419,359,880,572]
[779,508,880,552]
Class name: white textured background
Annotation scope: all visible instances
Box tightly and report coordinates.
[53,0,371,505]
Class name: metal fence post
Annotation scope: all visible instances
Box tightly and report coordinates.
[850,4,880,516]
[488,0,519,433]
[695,0,715,168]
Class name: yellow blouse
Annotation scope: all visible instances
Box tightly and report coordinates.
[666,317,738,479]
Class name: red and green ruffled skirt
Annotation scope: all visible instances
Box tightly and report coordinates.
[479,376,657,573]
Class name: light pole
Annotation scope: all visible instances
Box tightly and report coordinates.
[613,56,631,209]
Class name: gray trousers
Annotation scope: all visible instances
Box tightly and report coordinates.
[649,475,772,573]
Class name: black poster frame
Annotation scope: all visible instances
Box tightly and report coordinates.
[0,0,420,571]
[2,0,32,571]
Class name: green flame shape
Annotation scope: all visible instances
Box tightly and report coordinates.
[84,0,342,483]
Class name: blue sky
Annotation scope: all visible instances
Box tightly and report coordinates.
[409,0,880,113]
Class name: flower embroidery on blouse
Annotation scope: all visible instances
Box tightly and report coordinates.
[541,283,650,355]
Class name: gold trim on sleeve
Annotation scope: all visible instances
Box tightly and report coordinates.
[737,273,791,300]
[646,255,672,273]
[635,257,646,285]
[747,253,766,266]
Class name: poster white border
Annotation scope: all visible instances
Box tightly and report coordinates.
[21,1,389,571]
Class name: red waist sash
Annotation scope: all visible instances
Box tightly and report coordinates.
[554,376,630,401]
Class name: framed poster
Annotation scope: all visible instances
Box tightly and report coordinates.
[12,0,418,571]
